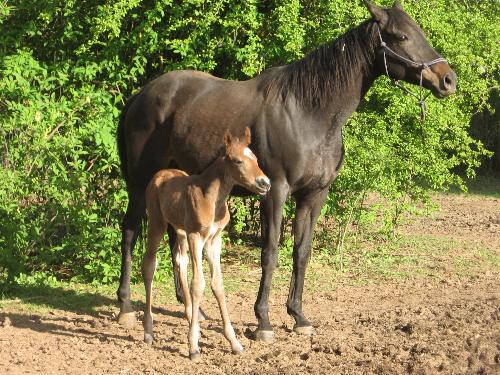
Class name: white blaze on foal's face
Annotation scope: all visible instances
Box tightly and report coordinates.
[243,147,255,160]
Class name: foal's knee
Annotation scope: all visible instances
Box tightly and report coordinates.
[191,280,206,299]
[211,279,224,296]
[141,253,156,278]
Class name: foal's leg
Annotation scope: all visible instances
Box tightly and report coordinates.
[174,231,192,323]
[142,206,167,345]
[187,232,206,361]
[206,231,243,354]
[254,179,289,342]
[286,188,329,335]
[169,225,208,321]
[117,187,146,326]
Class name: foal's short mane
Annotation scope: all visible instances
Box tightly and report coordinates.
[262,20,378,110]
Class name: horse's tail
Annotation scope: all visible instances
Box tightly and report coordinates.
[116,92,139,185]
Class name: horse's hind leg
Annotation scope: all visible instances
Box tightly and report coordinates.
[206,232,243,354]
[142,204,167,345]
[117,188,146,326]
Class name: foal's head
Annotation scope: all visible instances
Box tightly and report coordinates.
[223,128,270,195]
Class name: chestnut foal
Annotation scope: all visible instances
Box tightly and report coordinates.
[142,128,270,361]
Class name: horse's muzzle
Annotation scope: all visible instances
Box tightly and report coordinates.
[441,71,457,96]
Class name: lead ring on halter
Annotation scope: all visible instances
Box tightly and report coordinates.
[377,26,447,123]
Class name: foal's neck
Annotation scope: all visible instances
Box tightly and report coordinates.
[196,158,233,208]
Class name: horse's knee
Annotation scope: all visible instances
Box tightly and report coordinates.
[294,246,311,269]
[261,246,279,272]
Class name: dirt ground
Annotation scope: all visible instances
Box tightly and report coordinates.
[1,191,499,374]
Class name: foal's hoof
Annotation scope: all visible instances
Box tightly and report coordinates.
[232,343,244,355]
[117,312,136,327]
[189,351,202,362]
[254,329,275,343]
[144,333,154,345]
[293,325,315,336]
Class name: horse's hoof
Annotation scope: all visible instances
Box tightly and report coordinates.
[254,329,275,343]
[144,333,154,345]
[117,312,136,327]
[293,325,315,336]
[189,351,202,362]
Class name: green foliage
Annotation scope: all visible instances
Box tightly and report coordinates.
[0,0,497,285]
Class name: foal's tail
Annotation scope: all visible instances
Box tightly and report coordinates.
[116,92,139,185]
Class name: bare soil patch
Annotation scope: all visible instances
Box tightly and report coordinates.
[1,192,499,374]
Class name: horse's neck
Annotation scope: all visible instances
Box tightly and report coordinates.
[195,158,233,209]
[278,20,380,123]
[322,22,380,121]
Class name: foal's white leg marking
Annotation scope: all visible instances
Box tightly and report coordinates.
[175,230,191,323]
[243,147,255,160]
[206,231,244,354]
[187,233,206,361]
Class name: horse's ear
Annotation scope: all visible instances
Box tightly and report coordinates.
[244,127,251,145]
[224,130,232,152]
[363,1,389,29]
[392,1,404,10]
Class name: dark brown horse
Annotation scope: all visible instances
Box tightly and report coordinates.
[116,1,457,342]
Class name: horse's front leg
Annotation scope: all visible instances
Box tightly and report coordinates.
[206,231,243,354]
[117,188,145,326]
[187,232,206,362]
[168,225,208,321]
[254,179,289,343]
[286,188,329,335]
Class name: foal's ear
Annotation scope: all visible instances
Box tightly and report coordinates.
[224,130,233,151]
[244,127,251,145]
[363,0,389,29]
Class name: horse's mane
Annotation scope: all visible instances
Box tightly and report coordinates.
[262,20,378,110]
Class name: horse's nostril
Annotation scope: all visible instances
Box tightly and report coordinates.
[443,73,454,89]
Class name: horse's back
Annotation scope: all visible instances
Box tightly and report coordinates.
[129,69,263,173]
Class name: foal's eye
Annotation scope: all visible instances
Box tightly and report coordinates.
[233,159,243,165]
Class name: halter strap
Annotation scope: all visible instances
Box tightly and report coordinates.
[376,27,447,123]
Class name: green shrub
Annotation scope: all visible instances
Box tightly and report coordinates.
[0,1,496,284]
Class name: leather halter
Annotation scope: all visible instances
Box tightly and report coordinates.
[377,27,447,122]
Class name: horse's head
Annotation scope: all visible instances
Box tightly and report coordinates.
[223,127,271,196]
[364,0,457,98]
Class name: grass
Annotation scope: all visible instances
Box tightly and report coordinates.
[2,180,499,317]
[450,174,500,198]
[4,230,496,318]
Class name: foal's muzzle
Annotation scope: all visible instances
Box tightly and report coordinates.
[255,176,271,195]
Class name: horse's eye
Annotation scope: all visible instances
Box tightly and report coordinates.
[233,159,243,165]
[398,34,409,41]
